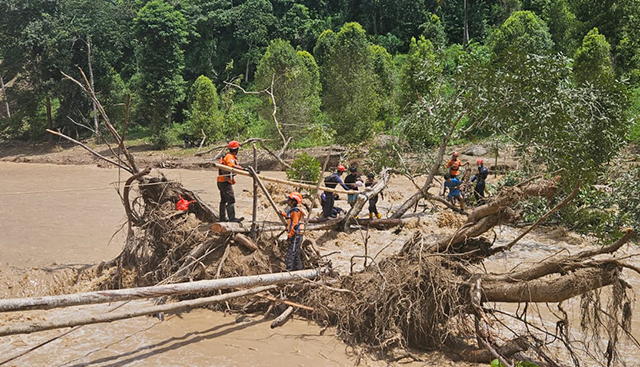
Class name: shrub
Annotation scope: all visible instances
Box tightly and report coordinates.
[286,152,321,187]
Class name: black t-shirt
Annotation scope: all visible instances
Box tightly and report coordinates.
[344,173,358,189]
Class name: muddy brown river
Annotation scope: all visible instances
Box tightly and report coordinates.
[0,161,638,366]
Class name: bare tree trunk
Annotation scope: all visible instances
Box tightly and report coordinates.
[46,94,53,145]
[463,0,469,51]
[0,285,277,337]
[86,36,99,137]
[0,268,325,313]
[392,112,464,219]
[1,75,10,117]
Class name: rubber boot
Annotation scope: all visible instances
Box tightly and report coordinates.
[369,212,374,220]
[376,213,381,219]
[219,202,227,222]
[227,204,244,222]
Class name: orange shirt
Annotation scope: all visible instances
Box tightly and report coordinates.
[217,153,242,183]
[281,207,305,238]
[446,158,462,176]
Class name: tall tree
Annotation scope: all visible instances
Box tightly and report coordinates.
[187,75,222,143]
[397,36,441,113]
[133,0,189,144]
[232,0,276,82]
[322,22,381,143]
[573,27,614,85]
[255,39,321,145]
[546,0,578,55]
[488,10,554,59]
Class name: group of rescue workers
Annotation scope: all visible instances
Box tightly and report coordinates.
[213,141,489,272]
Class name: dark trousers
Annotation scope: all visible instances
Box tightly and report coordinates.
[368,196,379,215]
[285,235,303,271]
[322,191,334,218]
[474,182,485,204]
[217,181,236,220]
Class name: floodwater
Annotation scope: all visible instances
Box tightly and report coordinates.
[0,161,638,366]
[0,162,470,367]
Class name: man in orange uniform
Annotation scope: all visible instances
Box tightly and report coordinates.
[217,140,244,222]
[445,151,462,179]
[281,192,305,271]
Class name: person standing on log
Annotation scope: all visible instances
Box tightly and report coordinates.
[365,172,383,219]
[445,151,462,179]
[322,165,349,218]
[442,173,464,211]
[471,158,489,205]
[345,166,360,208]
[281,192,305,271]
[217,140,244,222]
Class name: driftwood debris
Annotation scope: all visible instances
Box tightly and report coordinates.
[270,306,294,329]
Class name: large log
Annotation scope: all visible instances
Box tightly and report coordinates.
[0,285,277,337]
[0,268,326,313]
[211,216,345,234]
[213,163,359,195]
[482,264,619,303]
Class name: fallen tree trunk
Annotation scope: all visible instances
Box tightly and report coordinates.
[430,176,562,253]
[0,285,277,337]
[211,217,345,234]
[481,264,620,303]
[0,268,326,313]
[391,112,464,219]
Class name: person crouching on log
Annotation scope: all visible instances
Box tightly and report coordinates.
[442,173,464,211]
[217,140,244,222]
[281,192,305,271]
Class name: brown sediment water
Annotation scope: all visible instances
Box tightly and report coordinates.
[0,162,478,367]
[5,161,636,366]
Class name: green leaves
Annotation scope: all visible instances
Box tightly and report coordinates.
[255,39,322,146]
[187,75,222,142]
[321,22,382,144]
[488,11,554,60]
[133,0,188,143]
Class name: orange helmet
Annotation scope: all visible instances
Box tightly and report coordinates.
[288,192,302,204]
[477,158,484,165]
[228,140,240,149]
[452,151,459,157]
[337,165,346,172]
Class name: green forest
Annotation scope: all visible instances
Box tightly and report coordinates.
[2,0,640,234]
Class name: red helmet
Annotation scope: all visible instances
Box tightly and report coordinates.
[337,165,346,172]
[477,158,484,165]
[228,140,240,149]
[452,151,459,157]
[288,192,302,204]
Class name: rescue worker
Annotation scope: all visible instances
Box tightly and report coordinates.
[280,192,305,271]
[442,173,464,211]
[365,172,383,219]
[471,158,489,205]
[345,166,360,208]
[217,140,244,222]
[322,165,350,218]
[445,151,462,179]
